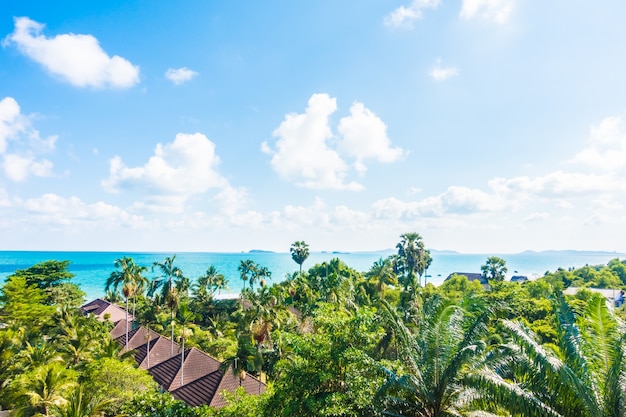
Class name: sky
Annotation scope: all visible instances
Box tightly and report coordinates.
[1,0,626,254]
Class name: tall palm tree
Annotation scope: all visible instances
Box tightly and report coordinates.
[238,259,256,291]
[105,257,147,347]
[175,302,197,386]
[152,255,183,357]
[290,241,310,276]
[396,232,426,290]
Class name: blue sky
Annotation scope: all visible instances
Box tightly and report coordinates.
[1,0,626,253]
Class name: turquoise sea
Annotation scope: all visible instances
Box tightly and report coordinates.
[0,250,624,301]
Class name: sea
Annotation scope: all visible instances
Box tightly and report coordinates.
[0,250,624,302]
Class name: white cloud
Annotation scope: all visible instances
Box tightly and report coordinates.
[0,96,57,181]
[22,193,145,227]
[384,0,441,28]
[165,67,198,85]
[265,93,361,190]
[570,116,626,172]
[2,154,53,181]
[5,17,140,89]
[429,59,459,81]
[265,94,404,189]
[102,133,229,209]
[337,102,406,168]
[460,0,514,24]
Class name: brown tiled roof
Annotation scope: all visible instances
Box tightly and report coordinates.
[171,370,223,406]
[120,326,161,352]
[209,366,265,408]
[80,299,267,409]
[135,335,177,369]
[80,298,133,323]
[148,347,222,392]
[109,319,132,340]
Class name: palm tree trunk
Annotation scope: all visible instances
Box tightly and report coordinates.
[181,331,185,386]
[125,297,129,350]
[170,308,174,357]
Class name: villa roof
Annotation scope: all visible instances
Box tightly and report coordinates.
[80,298,266,408]
[81,298,133,323]
[135,335,178,369]
[148,347,222,391]
[170,364,265,408]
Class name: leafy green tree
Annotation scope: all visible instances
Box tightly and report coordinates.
[481,256,508,282]
[238,259,256,291]
[290,241,310,276]
[82,357,158,415]
[8,260,74,292]
[51,385,113,417]
[0,275,54,327]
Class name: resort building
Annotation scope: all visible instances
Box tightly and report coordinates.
[81,298,265,408]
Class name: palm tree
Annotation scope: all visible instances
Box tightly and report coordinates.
[175,302,197,386]
[12,363,77,417]
[483,293,626,416]
[220,334,259,387]
[377,296,498,416]
[195,264,228,299]
[366,257,398,295]
[238,259,256,291]
[105,257,147,347]
[152,255,183,356]
[51,385,113,417]
[290,241,310,276]
[396,232,426,290]
[151,255,183,302]
[480,256,508,282]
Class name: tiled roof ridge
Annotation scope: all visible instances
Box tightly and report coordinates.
[81,299,266,408]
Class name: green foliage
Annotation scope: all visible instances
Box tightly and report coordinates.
[0,275,54,326]
[264,305,384,417]
[8,260,74,291]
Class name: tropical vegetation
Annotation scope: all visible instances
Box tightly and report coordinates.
[1,237,625,416]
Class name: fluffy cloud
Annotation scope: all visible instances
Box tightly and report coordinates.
[570,116,626,172]
[264,94,405,189]
[460,0,514,24]
[22,193,144,227]
[337,102,405,171]
[4,17,139,89]
[264,94,361,190]
[3,154,53,182]
[429,59,459,81]
[0,97,57,181]
[384,0,441,28]
[165,67,198,85]
[103,133,229,203]
[102,133,236,214]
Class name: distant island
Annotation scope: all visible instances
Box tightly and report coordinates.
[248,249,276,254]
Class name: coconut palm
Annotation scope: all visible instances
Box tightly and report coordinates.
[51,385,113,417]
[238,259,256,291]
[105,257,147,347]
[151,255,183,302]
[290,241,310,276]
[11,363,77,417]
[173,302,197,386]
